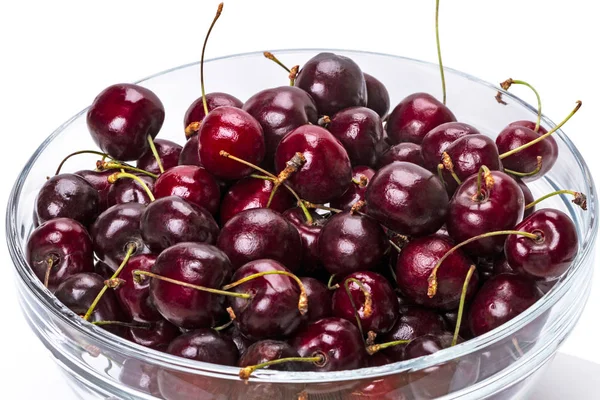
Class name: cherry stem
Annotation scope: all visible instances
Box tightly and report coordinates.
[302,201,342,214]
[222,270,308,315]
[441,152,462,185]
[366,339,411,355]
[504,156,542,177]
[263,51,291,73]
[452,265,476,346]
[343,278,371,340]
[108,172,156,202]
[250,174,276,181]
[327,274,339,290]
[500,78,542,132]
[43,257,55,288]
[474,165,494,201]
[526,189,587,211]
[200,3,224,116]
[239,355,324,380]
[266,152,306,208]
[55,150,112,175]
[499,101,582,160]
[512,338,525,357]
[437,164,447,189]
[435,0,446,104]
[185,121,202,138]
[289,65,299,86]
[83,243,136,321]
[351,174,369,187]
[389,240,403,254]
[92,320,153,329]
[146,135,164,174]
[212,319,233,332]
[318,115,331,127]
[97,160,158,179]
[427,230,540,298]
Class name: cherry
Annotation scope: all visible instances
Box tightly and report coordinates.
[147,242,232,329]
[364,73,390,118]
[140,196,219,253]
[87,83,165,160]
[493,256,514,276]
[35,173,99,227]
[396,235,478,309]
[385,92,456,145]
[508,120,548,134]
[114,254,162,322]
[219,177,295,225]
[184,92,243,138]
[475,256,496,282]
[505,209,578,280]
[332,271,398,334]
[330,166,375,212]
[468,273,542,336]
[282,208,328,277]
[125,319,180,351]
[366,162,449,236]
[217,208,302,272]
[443,309,473,340]
[318,211,388,276]
[349,352,411,399]
[377,142,424,169]
[327,106,384,168]
[26,218,94,290]
[292,317,367,371]
[75,169,113,212]
[300,277,332,324]
[221,324,255,356]
[274,124,352,203]
[420,122,480,171]
[166,328,238,366]
[107,174,155,207]
[178,135,202,166]
[238,340,306,371]
[294,52,367,116]
[94,260,113,279]
[136,139,182,175]
[516,178,535,218]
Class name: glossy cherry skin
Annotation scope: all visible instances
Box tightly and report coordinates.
[366,162,449,236]
[94,260,113,279]
[505,209,578,280]
[227,259,303,340]
[508,120,549,135]
[275,124,352,203]
[107,174,155,207]
[153,165,221,216]
[26,218,94,290]
[332,271,398,334]
[91,203,151,269]
[300,277,332,324]
[292,317,367,372]
[217,208,302,272]
[184,92,243,137]
[178,135,202,166]
[166,329,239,365]
[377,142,424,169]
[421,122,480,171]
[140,196,219,253]
[364,73,390,118]
[219,177,295,225]
[295,52,367,116]
[36,173,99,227]
[469,273,542,336]
[136,139,182,175]
[87,83,165,160]
[75,169,113,212]
[114,254,161,322]
[282,208,328,277]
[198,106,265,180]
[221,324,255,356]
[126,319,180,351]
[318,211,388,276]
[149,243,232,329]
[243,86,318,165]
[330,166,375,212]
[396,235,479,309]
[386,92,457,145]
[327,106,384,168]
[447,171,524,257]
[238,340,306,371]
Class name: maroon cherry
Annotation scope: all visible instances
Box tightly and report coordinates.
[75,169,113,212]
[420,122,480,171]
[107,174,155,207]
[136,139,182,175]
[87,83,165,160]
[221,324,255,356]
[493,256,514,276]
[300,277,332,324]
[166,329,239,366]
[94,260,113,279]
[385,92,456,145]
[330,166,375,212]
[114,254,162,322]
[516,178,535,218]
[238,340,306,371]
[26,218,94,290]
[364,73,390,118]
[125,319,180,351]
[184,92,243,138]
[178,135,202,166]
[36,173,99,227]
[508,120,548,134]
[274,124,352,203]
[377,142,425,169]
[366,162,449,237]
[294,52,367,116]
[282,208,328,277]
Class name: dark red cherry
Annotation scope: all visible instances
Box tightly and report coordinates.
[493,256,514,276]
[377,142,425,169]
[219,177,295,225]
[275,124,352,203]
[447,171,524,257]
[136,139,182,175]
[385,92,456,145]
[198,107,265,180]
[227,259,303,340]
[516,178,535,218]
[469,273,542,336]
[166,328,238,366]
[318,211,388,276]
[140,196,219,253]
[184,92,243,138]
[505,209,578,280]
[126,319,180,351]
[87,83,165,160]
[149,243,232,329]
[366,162,449,236]
[364,73,390,118]
[114,254,161,322]
[421,122,480,171]
[403,332,455,361]
[330,166,375,212]
[26,218,94,290]
[107,174,155,207]
[221,324,255,356]
[292,317,367,371]
[94,260,113,279]
[282,208,328,277]
[178,135,202,166]
[238,340,305,371]
[294,52,367,116]
[475,257,496,282]
[442,309,473,340]
[332,271,398,334]
[300,277,332,324]
[36,173,99,227]
[327,106,384,168]
[217,208,302,272]
[75,169,113,212]
[153,165,220,216]
[508,120,549,134]
[396,235,478,309]
[243,86,318,164]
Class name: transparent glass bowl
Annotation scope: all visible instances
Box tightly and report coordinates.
[6,50,598,400]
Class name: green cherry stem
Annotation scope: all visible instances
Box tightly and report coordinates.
[92,320,153,329]
[500,78,542,132]
[525,189,587,210]
[97,160,159,179]
[366,339,411,355]
[200,3,224,116]
[107,172,155,202]
[435,0,446,104]
[263,51,291,72]
[55,150,112,175]
[452,265,476,346]
[146,135,165,174]
[43,257,55,288]
[239,355,324,380]
[504,156,542,178]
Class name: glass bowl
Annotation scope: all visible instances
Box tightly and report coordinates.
[6,49,598,400]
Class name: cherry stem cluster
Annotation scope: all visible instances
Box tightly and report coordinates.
[500,78,542,132]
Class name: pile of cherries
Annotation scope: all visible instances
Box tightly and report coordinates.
[26,2,585,398]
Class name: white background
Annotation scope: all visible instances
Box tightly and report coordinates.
[1,0,599,398]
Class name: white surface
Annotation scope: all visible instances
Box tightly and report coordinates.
[1,0,599,398]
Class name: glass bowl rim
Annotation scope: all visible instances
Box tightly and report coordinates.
[6,48,598,383]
